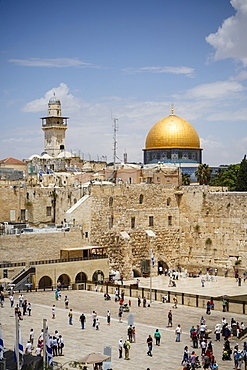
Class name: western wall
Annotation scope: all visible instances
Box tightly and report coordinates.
[1,183,247,281]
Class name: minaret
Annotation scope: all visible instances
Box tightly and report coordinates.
[41,94,69,157]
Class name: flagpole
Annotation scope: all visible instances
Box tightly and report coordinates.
[43,319,47,370]
[15,313,20,370]
[150,248,152,306]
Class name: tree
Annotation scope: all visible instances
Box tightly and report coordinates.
[195,164,212,185]
[182,173,191,185]
[236,155,247,191]
[210,164,239,191]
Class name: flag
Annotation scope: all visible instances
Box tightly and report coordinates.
[0,324,4,360]
[14,321,23,363]
[45,326,53,366]
[151,249,155,268]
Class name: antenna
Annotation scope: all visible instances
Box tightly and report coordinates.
[112,116,118,170]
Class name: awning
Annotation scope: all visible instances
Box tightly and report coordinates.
[145,229,156,237]
[120,231,130,240]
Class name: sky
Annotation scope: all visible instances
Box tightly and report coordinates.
[0,0,247,166]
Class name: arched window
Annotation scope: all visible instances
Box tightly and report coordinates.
[109,197,113,207]
[139,194,144,204]
[167,197,171,206]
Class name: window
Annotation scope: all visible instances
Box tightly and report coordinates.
[131,217,135,229]
[20,209,26,221]
[109,197,113,207]
[26,193,29,199]
[157,177,160,182]
[178,151,182,159]
[168,216,172,226]
[46,206,52,217]
[85,232,88,238]
[149,216,154,227]
[109,217,113,229]
[129,177,132,184]
[73,198,77,204]
[139,194,143,204]
[167,198,171,206]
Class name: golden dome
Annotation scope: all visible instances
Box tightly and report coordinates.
[145,114,201,150]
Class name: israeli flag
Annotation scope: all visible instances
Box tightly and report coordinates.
[0,324,4,360]
[151,249,155,268]
[46,326,53,366]
[14,322,23,363]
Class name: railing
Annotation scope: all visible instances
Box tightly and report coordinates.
[0,261,26,268]
[0,255,107,269]
[29,254,108,266]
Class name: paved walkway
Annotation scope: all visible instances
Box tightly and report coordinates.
[1,276,246,370]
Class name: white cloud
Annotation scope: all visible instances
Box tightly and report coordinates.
[207,107,247,121]
[22,83,86,113]
[184,80,245,100]
[123,66,195,77]
[9,57,98,68]
[231,70,247,80]
[206,0,247,67]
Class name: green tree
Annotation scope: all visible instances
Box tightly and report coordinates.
[210,164,239,191]
[195,164,212,185]
[182,173,191,185]
[236,155,247,191]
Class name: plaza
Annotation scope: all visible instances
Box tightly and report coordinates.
[1,275,246,369]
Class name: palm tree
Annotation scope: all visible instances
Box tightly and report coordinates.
[195,164,212,185]
[182,173,191,185]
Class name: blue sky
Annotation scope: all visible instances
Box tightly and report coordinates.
[0,0,247,166]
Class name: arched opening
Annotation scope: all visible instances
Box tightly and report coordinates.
[92,270,104,283]
[158,260,169,275]
[139,194,144,204]
[167,197,171,206]
[132,269,141,277]
[57,274,70,288]
[109,197,113,207]
[39,276,52,289]
[75,272,87,283]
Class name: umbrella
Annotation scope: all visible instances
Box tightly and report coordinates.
[0,277,13,284]
[78,353,110,364]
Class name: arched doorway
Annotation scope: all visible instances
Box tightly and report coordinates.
[92,270,104,283]
[158,260,169,275]
[39,276,52,289]
[57,274,70,288]
[75,272,87,283]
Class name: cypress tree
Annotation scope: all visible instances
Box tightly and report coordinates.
[236,155,247,191]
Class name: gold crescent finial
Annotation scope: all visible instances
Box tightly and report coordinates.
[171,103,174,115]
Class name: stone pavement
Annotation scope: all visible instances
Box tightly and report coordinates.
[1,275,246,370]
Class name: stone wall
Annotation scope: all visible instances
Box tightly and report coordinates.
[1,183,247,282]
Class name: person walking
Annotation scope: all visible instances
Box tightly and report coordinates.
[118,307,123,323]
[52,336,58,356]
[64,296,69,309]
[79,313,86,329]
[147,335,153,356]
[154,329,161,346]
[118,338,123,358]
[106,310,111,325]
[173,295,178,308]
[52,305,56,319]
[168,310,173,327]
[27,302,32,316]
[29,328,34,348]
[124,339,130,360]
[95,318,100,330]
[58,335,64,356]
[175,324,182,342]
[92,310,97,327]
[68,309,73,325]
